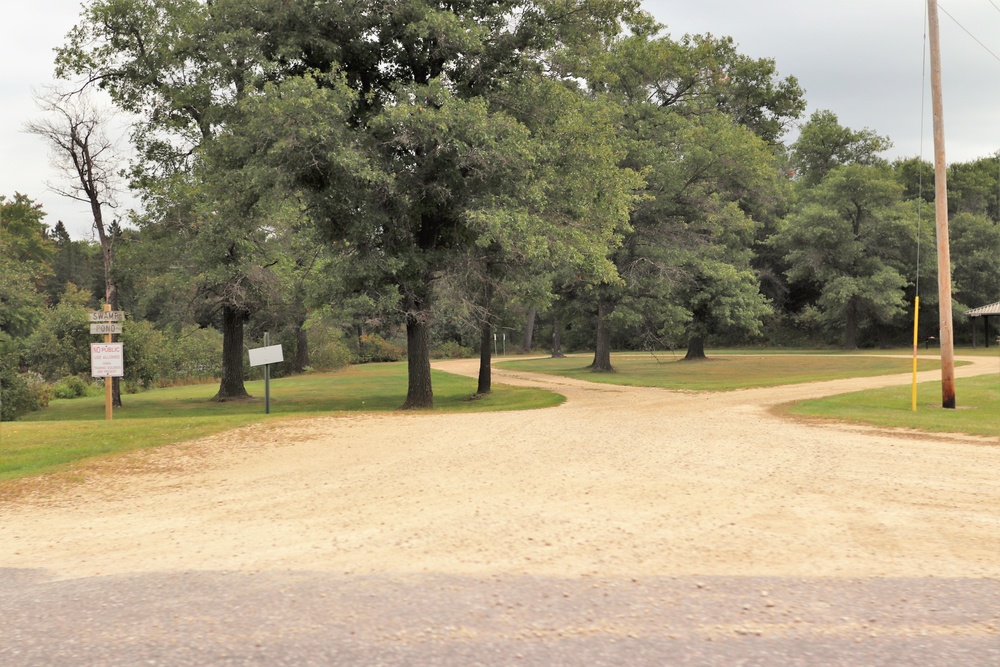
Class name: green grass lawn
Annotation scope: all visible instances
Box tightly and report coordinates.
[0,362,563,482]
[786,367,1000,438]
[499,351,947,391]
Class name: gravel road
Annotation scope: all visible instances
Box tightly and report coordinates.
[2,355,999,665]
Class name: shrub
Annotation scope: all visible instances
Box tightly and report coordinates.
[51,375,92,399]
[304,319,353,371]
[164,326,224,382]
[24,285,93,381]
[431,340,474,359]
[120,319,168,390]
[0,369,50,421]
[353,333,404,363]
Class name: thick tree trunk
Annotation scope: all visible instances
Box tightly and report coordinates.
[214,304,251,400]
[401,310,433,409]
[590,298,614,372]
[844,297,860,350]
[477,320,492,395]
[683,335,707,360]
[551,316,565,358]
[522,307,537,353]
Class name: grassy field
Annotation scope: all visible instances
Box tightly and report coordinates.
[0,363,563,482]
[786,368,1000,438]
[498,351,949,391]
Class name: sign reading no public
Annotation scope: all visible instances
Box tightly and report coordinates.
[91,343,125,378]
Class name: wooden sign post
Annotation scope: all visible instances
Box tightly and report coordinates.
[89,304,125,420]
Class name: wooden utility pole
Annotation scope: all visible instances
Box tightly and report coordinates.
[927,0,957,408]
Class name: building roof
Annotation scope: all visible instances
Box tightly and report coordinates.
[967,301,1000,317]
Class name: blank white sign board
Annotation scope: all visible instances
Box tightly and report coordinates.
[248,344,284,367]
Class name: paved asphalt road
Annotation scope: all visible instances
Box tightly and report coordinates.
[3,569,998,666]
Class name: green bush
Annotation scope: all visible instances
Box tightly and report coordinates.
[431,340,474,359]
[24,285,93,380]
[51,375,92,399]
[354,333,405,363]
[1,370,50,421]
[304,319,353,371]
[164,326,223,382]
[120,319,168,390]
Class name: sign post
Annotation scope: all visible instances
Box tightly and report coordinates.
[247,334,283,414]
[89,305,125,420]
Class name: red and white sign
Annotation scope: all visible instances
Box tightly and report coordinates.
[91,343,125,377]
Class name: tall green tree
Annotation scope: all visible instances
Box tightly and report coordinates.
[790,110,892,187]
[0,194,53,341]
[57,0,646,408]
[773,164,916,348]
[57,0,307,400]
[576,26,800,367]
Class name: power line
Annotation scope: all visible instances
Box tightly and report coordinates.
[939,3,1000,64]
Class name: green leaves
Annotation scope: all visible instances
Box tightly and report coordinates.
[774,163,917,347]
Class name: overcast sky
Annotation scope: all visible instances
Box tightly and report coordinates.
[4,0,1000,239]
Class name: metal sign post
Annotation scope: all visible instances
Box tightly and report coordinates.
[247,334,284,414]
[264,332,271,415]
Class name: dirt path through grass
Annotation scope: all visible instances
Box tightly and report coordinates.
[1,354,998,581]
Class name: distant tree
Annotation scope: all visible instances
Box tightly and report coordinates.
[43,221,103,305]
[790,110,892,186]
[947,155,1000,222]
[0,194,53,341]
[577,26,796,367]
[0,193,54,271]
[27,89,126,405]
[774,164,916,348]
[950,212,1000,312]
[25,284,94,380]
[892,157,935,205]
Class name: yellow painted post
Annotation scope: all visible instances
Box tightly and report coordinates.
[912,296,920,411]
[104,303,113,421]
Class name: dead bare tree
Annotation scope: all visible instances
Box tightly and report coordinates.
[27,88,125,406]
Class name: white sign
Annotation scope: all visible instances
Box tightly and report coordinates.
[91,343,125,377]
[90,323,123,335]
[89,310,126,322]
[248,344,284,367]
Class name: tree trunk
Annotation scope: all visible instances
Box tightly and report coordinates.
[683,335,707,360]
[110,299,122,409]
[876,323,892,349]
[214,304,251,400]
[401,309,433,409]
[844,297,860,350]
[477,320,492,395]
[102,236,123,408]
[522,307,537,353]
[551,316,565,358]
[590,298,614,372]
[294,319,309,373]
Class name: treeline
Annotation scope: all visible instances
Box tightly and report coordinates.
[2,0,999,419]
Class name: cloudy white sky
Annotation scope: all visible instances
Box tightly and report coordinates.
[4,0,1000,239]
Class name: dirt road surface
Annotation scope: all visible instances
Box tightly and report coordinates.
[2,355,999,665]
